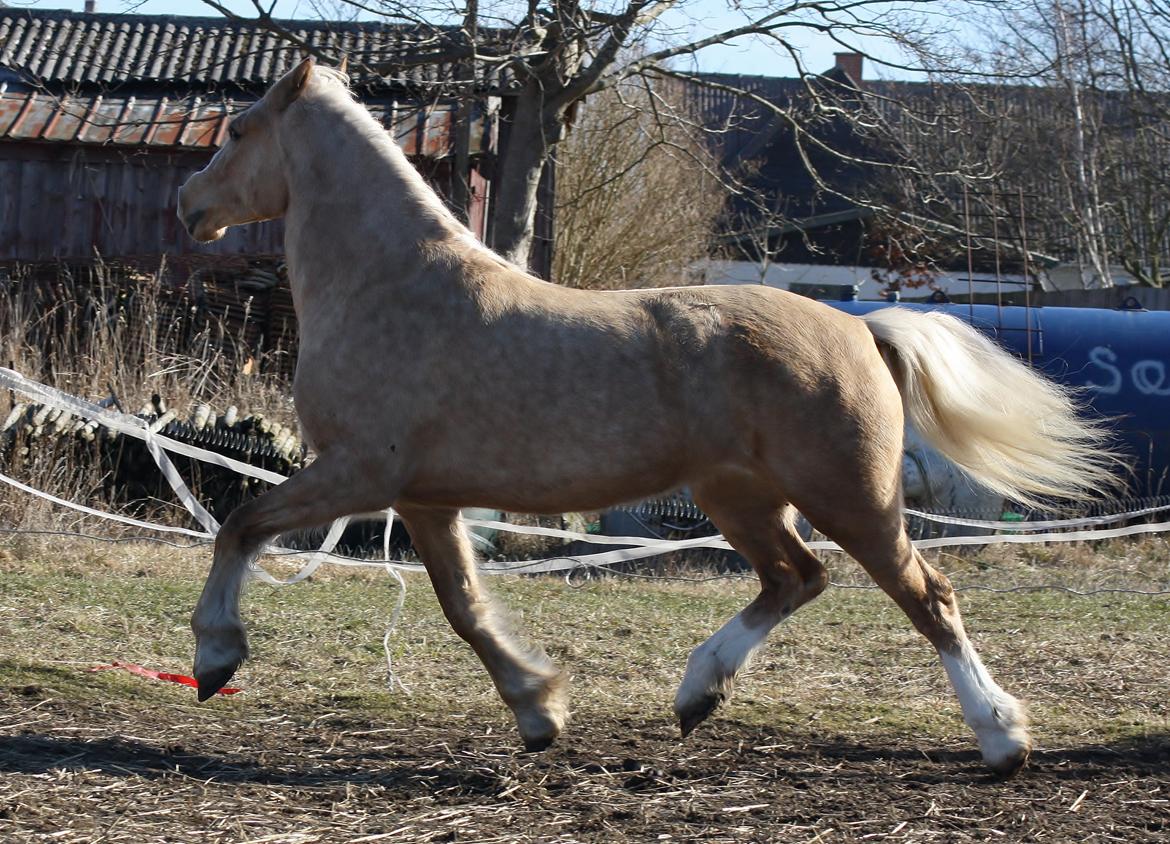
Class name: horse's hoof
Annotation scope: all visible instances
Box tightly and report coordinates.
[677,691,724,738]
[195,663,240,701]
[973,714,1032,779]
[192,621,248,701]
[517,708,563,753]
[514,678,568,754]
[523,734,557,753]
[985,740,1032,779]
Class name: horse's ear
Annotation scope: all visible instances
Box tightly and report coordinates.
[270,56,315,112]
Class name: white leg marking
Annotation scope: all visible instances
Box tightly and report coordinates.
[191,596,248,684]
[940,643,1031,773]
[675,612,774,717]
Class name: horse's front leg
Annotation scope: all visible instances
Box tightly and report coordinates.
[192,453,398,699]
[398,503,568,751]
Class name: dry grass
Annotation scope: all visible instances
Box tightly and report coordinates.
[0,536,1167,842]
[1,262,298,530]
[0,261,294,418]
[552,83,722,291]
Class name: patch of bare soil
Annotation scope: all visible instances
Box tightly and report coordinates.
[1,689,1166,843]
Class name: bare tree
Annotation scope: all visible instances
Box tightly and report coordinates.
[552,82,722,289]
[893,0,1170,288]
[974,0,1116,287]
[1087,0,1170,286]
[730,196,794,287]
[197,0,981,270]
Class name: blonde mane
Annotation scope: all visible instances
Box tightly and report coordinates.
[307,65,355,96]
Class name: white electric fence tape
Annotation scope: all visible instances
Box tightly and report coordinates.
[0,366,359,586]
[0,471,210,539]
[4,365,1170,576]
[381,508,411,694]
[903,503,1170,531]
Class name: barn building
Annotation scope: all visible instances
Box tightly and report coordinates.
[0,7,560,374]
[687,54,1170,305]
[0,7,524,267]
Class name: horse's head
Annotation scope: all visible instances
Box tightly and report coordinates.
[177,57,316,242]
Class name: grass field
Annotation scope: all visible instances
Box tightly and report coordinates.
[0,536,1168,842]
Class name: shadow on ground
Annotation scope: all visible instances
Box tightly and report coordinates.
[3,712,1167,789]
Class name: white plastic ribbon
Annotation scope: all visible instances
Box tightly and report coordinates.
[4,365,1170,574]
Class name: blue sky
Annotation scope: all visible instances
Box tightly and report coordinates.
[25,0,927,78]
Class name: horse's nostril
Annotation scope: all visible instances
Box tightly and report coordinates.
[184,209,205,236]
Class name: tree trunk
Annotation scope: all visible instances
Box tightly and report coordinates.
[490,85,564,269]
[1055,3,1112,288]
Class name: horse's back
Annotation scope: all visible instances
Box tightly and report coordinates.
[487,271,897,433]
[596,282,889,403]
[600,283,906,498]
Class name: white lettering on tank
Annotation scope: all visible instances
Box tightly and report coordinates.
[1085,346,1170,397]
[1085,346,1122,395]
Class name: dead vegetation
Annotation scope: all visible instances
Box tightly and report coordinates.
[552,84,723,291]
[0,262,299,532]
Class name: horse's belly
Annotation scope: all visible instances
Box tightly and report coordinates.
[400,421,693,512]
[401,465,684,514]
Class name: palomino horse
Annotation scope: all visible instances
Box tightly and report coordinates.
[178,58,1116,776]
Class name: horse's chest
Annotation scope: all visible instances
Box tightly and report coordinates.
[291,352,414,452]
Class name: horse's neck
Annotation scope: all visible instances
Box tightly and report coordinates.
[282,104,467,299]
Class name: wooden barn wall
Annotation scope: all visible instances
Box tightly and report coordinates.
[0,145,479,382]
[0,142,285,262]
[0,142,491,265]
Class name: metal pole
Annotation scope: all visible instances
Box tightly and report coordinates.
[992,189,1003,329]
[964,183,975,320]
[1019,187,1034,364]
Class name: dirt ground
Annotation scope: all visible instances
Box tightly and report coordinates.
[1,538,1168,842]
[2,690,1167,843]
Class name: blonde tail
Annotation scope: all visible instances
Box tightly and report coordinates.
[863,308,1122,508]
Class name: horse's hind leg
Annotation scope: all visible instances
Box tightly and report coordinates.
[675,477,829,736]
[813,504,1031,776]
[397,503,568,751]
[192,453,398,699]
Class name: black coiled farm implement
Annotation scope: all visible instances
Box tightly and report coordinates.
[0,394,305,525]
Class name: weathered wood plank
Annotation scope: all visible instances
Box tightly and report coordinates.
[0,159,23,257]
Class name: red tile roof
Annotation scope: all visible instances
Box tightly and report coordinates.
[0,88,483,155]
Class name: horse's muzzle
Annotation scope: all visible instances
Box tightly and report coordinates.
[177,183,224,242]
[177,202,226,242]
[182,208,205,239]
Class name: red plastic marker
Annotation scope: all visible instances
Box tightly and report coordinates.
[89,661,242,695]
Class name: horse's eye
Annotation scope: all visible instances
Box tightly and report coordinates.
[228,125,241,142]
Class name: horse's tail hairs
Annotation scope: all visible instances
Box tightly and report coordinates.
[863,308,1128,510]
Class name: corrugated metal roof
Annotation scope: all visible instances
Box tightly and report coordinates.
[0,8,507,92]
[0,88,486,156]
